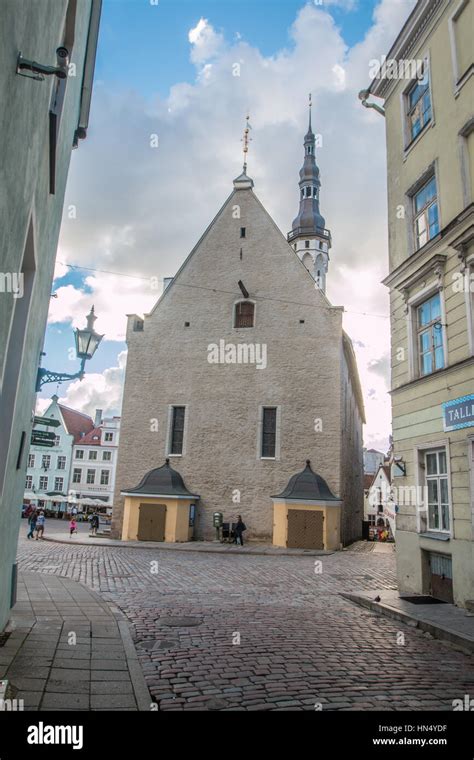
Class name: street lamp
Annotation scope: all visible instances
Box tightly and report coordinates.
[36,306,104,392]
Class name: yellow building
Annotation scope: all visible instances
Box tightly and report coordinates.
[272,460,342,551]
[361,0,474,605]
[121,459,199,542]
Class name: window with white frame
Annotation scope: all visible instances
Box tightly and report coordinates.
[42,455,51,469]
[102,451,112,461]
[100,470,110,486]
[87,469,95,484]
[28,454,35,468]
[72,468,81,484]
[413,176,439,249]
[54,477,64,492]
[89,450,98,460]
[54,435,60,446]
[425,449,450,532]
[104,432,113,442]
[405,69,432,142]
[39,476,48,490]
[25,475,33,490]
[416,292,445,376]
[75,449,84,459]
[57,455,66,470]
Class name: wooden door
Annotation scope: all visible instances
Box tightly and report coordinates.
[138,503,166,542]
[287,509,324,550]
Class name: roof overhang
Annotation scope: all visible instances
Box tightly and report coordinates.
[272,498,342,507]
[121,491,200,500]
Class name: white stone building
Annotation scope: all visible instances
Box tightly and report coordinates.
[23,395,93,514]
[70,412,120,515]
[113,113,366,547]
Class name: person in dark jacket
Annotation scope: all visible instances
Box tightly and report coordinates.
[90,513,100,537]
[234,516,247,546]
[27,509,37,539]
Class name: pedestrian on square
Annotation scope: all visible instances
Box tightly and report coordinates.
[234,515,247,546]
[27,508,37,539]
[90,513,99,537]
[35,511,45,540]
[69,518,77,537]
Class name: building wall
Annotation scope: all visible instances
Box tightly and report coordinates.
[24,399,73,510]
[340,341,364,544]
[379,0,474,605]
[71,418,120,511]
[112,186,356,542]
[0,0,98,630]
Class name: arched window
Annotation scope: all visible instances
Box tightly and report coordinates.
[234,301,255,328]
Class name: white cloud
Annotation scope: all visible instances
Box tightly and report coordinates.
[188,18,224,65]
[38,351,127,419]
[56,0,418,448]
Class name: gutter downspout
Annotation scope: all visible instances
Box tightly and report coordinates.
[358,89,385,117]
[74,0,102,146]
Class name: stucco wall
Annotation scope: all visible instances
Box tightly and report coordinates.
[0,0,95,630]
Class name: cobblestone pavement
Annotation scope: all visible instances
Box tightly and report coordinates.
[16,529,473,711]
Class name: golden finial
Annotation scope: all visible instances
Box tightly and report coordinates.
[241,113,252,173]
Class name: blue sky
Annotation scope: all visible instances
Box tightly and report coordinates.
[95,0,380,96]
[43,0,417,448]
[44,0,380,403]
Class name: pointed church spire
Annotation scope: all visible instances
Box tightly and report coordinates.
[234,113,254,189]
[287,98,332,293]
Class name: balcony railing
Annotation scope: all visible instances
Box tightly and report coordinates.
[287,227,331,243]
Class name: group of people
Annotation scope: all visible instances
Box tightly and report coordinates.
[26,508,45,540]
[25,507,101,539]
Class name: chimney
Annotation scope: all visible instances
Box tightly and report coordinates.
[94,409,102,427]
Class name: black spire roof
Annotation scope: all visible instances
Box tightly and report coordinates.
[272,460,339,502]
[122,459,200,499]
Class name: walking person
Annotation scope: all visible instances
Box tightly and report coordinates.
[69,517,77,537]
[27,508,37,539]
[234,515,247,546]
[35,511,45,540]
[89,512,99,537]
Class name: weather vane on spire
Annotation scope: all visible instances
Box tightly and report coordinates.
[308,92,312,130]
[241,113,252,173]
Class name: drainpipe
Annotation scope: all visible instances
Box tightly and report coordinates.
[358,89,385,117]
[74,0,102,146]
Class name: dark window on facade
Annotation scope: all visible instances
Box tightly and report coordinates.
[261,407,277,458]
[234,301,255,328]
[305,240,310,248]
[240,227,246,238]
[171,406,185,455]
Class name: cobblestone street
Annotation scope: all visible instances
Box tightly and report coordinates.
[16,528,474,711]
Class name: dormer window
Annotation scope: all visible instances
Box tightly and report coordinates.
[234,300,255,328]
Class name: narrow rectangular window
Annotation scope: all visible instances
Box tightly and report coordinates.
[87,469,96,484]
[39,476,48,490]
[89,450,97,460]
[54,477,64,492]
[25,475,33,490]
[28,454,35,468]
[416,292,444,376]
[72,468,81,484]
[57,455,66,470]
[170,406,185,455]
[261,407,277,458]
[406,70,432,141]
[413,176,439,249]
[100,470,110,486]
[425,449,450,532]
[240,227,246,238]
[103,451,112,461]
